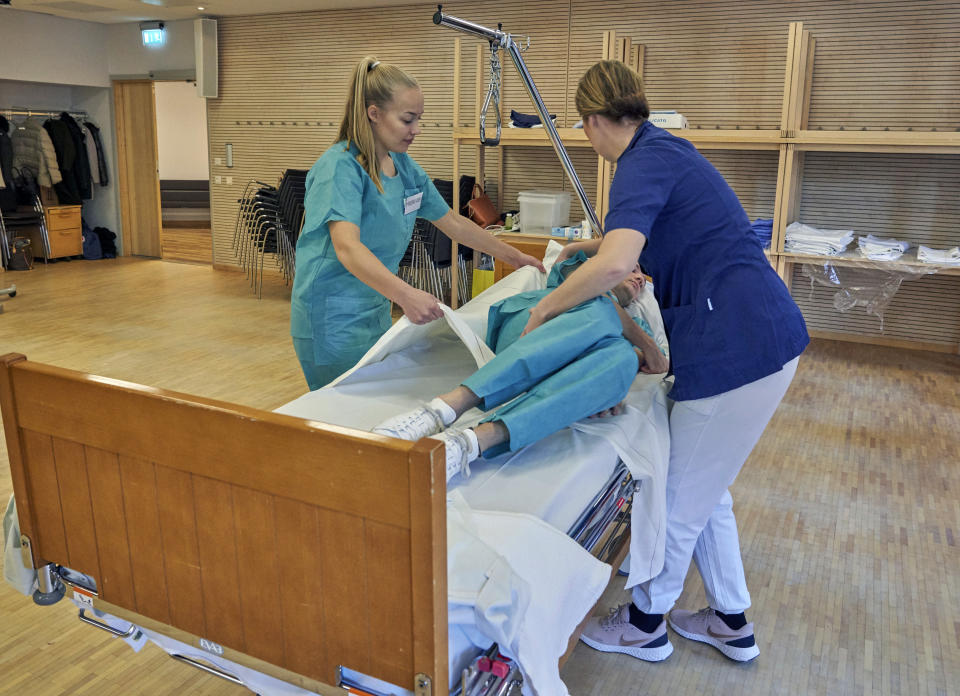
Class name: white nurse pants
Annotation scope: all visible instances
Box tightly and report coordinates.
[632,356,799,615]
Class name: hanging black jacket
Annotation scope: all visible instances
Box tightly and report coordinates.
[44,118,81,204]
[83,121,109,187]
[60,112,92,200]
[0,115,17,213]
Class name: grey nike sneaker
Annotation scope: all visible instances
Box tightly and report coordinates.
[668,607,759,662]
[579,604,673,661]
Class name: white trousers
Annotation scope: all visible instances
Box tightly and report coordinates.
[632,357,799,615]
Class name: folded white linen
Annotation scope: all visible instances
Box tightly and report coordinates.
[857,234,909,261]
[917,245,960,265]
[785,221,855,256]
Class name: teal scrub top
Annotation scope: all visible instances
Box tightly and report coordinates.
[290,141,450,365]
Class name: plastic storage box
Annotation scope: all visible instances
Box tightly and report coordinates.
[518,191,571,234]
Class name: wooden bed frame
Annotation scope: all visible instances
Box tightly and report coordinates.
[0,352,447,695]
[0,351,629,695]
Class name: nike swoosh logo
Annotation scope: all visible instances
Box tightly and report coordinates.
[619,635,656,647]
[706,626,742,641]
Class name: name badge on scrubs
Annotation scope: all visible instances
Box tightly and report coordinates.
[403,191,423,215]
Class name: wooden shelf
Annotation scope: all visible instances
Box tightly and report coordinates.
[454,126,784,150]
[671,129,784,150]
[793,130,960,154]
[453,126,594,147]
[779,249,960,276]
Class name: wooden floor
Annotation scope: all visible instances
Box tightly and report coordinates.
[0,259,958,695]
[160,226,213,264]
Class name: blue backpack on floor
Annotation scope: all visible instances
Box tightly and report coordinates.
[82,220,103,260]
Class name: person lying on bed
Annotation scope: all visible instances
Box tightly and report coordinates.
[372,252,668,482]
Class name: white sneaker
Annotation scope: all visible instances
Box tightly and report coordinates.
[431,429,475,483]
[372,405,444,441]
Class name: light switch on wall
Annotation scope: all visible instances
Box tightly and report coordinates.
[214,175,222,184]
[226,176,233,185]
[214,157,222,166]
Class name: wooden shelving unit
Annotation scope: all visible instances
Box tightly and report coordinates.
[448,21,960,352]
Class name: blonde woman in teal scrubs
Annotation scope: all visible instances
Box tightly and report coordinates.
[291,56,543,389]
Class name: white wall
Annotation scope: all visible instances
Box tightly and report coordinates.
[0,80,75,111]
[0,9,110,87]
[107,19,196,78]
[155,81,209,180]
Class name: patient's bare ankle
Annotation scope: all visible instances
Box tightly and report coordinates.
[438,386,481,418]
[474,421,509,454]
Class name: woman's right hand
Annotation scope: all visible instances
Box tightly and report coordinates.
[398,287,444,325]
[555,242,584,263]
[557,237,602,262]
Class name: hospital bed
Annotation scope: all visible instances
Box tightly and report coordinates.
[1,244,671,696]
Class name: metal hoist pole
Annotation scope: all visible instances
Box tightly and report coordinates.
[433,6,604,236]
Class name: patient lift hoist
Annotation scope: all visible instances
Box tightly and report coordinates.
[433,6,604,238]
[18,12,628,696]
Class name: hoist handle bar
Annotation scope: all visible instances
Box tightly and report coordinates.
[433,7,504,44]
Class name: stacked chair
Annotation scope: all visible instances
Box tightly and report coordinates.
[0,192,50,269]
[232,169,307,298]
[398,176,476,305]
[233,172,480,305]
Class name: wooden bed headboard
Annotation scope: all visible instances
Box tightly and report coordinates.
[0,353,448,695]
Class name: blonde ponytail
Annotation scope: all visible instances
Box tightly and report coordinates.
[337,56,418,193]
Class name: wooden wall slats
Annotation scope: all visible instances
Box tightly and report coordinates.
[797,152,960,249]
[232,486,286,667]
[21,430,68,564]
[700,150,780,221]
[365,521,413,685]
[51,438,101,582]
[274,498,329,681]
[193,474,247,651]
[86,446,137,608]
[207,1,959,341]
[118,454,172,624]
[318,509,372,678]
[155,466,207,638]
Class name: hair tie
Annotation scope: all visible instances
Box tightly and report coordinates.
[368,60,381,71]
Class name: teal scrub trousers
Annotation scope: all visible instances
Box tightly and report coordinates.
[462,292,639,458]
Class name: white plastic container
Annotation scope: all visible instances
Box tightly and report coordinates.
[518,191,571,234]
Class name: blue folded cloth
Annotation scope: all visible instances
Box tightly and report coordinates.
[510,109,556,128]
[751,218,773,249]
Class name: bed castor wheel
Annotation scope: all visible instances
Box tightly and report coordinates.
[32,563,65,605]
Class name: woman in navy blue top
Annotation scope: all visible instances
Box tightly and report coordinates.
[529,61,809,664]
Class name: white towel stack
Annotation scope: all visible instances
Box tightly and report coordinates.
[784,222,855,256]
[857,234,909,261]
[917,245,960,266]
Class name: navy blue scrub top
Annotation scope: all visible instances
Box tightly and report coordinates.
[604,121,809,400]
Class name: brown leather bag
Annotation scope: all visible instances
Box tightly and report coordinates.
[466,183,500,228]
[7,237,33,271]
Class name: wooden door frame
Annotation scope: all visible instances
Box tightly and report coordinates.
[113,79,163,257]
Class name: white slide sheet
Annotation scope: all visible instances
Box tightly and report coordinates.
[276,242,671,696]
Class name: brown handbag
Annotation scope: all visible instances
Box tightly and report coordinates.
[466,183,500,228]
[7,237,33,271]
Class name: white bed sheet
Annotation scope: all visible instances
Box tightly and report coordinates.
[275,243,672,696]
